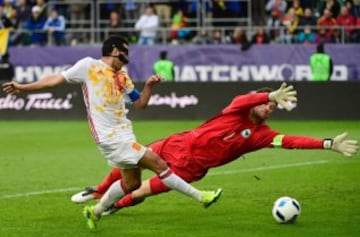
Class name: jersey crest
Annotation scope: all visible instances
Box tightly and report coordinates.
[241,129,251,138]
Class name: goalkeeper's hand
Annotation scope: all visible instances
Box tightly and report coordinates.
[268,82,297,111]
[324,133,359,157]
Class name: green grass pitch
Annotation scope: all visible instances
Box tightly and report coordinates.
[0,120,359,237]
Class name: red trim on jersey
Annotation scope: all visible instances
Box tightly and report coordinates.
[82,84,99,143]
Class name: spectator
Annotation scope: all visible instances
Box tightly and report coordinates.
[9,0,31,46]
[153,50,175,82]
[251,26,270,44]
[134,5,159,45]
[336,6,355,42]
[25,5,46,46]
[15,0,31,27]
[169,9,190,44]
[315,29,332,44]
[210,29,226,44]
[310,43,333,81]
[347,0,360,18]
[317,8,337,39]
[43,8,66,46]
[330,28,342,43]
[299,8,317,27]
[3,0,15,20]
[107,10,123,37]
[192,29,211,44]
[292,0,304,17]
[266,0,287,40]
[229,27,249,45]
[34,0,47,20]
[281,7,300,44]
[0,4,14,29]
[297,25,316,44]
[320,0,341,18]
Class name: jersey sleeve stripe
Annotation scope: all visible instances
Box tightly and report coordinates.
[271,135,285,148]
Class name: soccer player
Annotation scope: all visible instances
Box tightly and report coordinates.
[71,86,358,215]
[2,36,225,231]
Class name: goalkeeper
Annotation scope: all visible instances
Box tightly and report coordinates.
[72,83,358,214]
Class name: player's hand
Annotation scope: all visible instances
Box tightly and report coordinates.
[145,74,162,87]
[269,82,297,111]
[331,133,359,157]
[2,81,24,95]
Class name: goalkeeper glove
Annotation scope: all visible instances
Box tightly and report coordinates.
[268,82,297,111]
[323,133,359,157]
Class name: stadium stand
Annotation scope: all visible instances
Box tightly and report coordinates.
[1,0,359,46]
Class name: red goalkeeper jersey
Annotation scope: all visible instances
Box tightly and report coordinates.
[151,92,324,175]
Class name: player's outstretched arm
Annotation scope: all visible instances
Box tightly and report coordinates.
[269,82,297,111]
[274,133,358,157]
[133,74,162,109]
[325,133,359,157]
[2,74,66,95]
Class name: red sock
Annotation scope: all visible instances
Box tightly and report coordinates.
[114,194,144,209]
[96,168,122,194]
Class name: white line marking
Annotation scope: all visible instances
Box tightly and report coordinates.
[0,160,329,200]
[208,160,329,176]
[0,187,82,199]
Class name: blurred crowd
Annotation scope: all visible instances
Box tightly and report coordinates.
[0,0,360,46]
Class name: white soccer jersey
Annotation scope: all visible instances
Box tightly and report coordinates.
[61,57,138,145]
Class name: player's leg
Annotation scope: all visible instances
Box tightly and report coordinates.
[96,168,122,193]
[83,167,142,230]
[93,167,141,216]
[72,168,122,203]
[105,163,211,215]
[138,149,222,207]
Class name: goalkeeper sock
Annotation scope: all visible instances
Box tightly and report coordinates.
[114,193,145,209]
[96,168,122,194]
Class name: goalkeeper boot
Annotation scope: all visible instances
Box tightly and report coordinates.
[201,188,223,208]
[83,205,99,231]
[71,187,102,204]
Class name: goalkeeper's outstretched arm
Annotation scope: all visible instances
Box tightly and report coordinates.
[272,133,359,157]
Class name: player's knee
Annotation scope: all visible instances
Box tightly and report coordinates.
[123,179,141,192]
[153,161,169,175]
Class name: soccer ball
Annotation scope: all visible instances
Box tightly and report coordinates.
[272,196,301,224]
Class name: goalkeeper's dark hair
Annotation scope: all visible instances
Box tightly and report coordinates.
[256,87,274,93]
[102,35,128,56]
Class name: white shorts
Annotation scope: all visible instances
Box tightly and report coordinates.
[98,140,147,169]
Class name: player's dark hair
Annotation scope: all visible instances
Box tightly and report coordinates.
[256,87,274,93]
[102,35,128,56]
[317,43,324,53]
[160,51,167,59]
